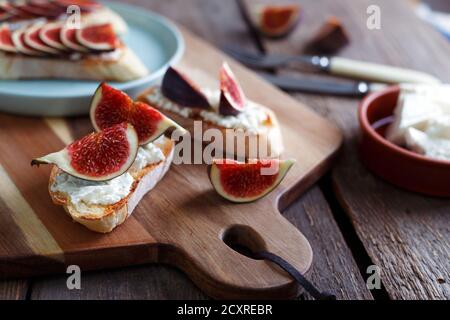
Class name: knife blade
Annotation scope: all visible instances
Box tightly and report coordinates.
[258,73,385,97]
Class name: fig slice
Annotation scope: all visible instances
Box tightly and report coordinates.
[39,21,68,51]
[32,123,139,182]
[54,0,102,12]
[256,4,301,38]
[16,1,65,18]
[60,24,89,52]
[76,23,119,51]
[11,26,45,56]
[24,23,61,55]
[90,83,187,145]
[0,24,17,53]
[0,1,13,22]
[218,62,246,116]
[161,66,211,109]
[209,158,295,203]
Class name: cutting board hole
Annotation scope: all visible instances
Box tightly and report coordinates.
[221,225,266,259]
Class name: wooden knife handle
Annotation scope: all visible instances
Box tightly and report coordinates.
[329,56,441,84]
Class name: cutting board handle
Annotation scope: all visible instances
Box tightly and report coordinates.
[166,208,313,299]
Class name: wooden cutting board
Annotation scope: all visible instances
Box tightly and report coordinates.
[0,27,342,299]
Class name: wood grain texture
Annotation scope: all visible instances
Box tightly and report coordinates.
[26,0,369,300]
[0,10,342,301]
[244,0,450,299]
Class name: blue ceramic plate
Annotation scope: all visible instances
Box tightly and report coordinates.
[0,2,184,116]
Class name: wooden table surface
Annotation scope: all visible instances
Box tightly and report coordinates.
[1,0,449,300]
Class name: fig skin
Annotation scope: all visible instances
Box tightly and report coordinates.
[161,66,211,109]
[218,62,246,116]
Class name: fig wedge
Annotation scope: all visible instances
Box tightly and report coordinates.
[209,158,295,203]
[40,21,68,51]
[256,4,301,38]
[0,24,16,52]
[90,83,187,145]
[219,62,246,116]
[32,123,139,181]
[12,26,45,56]
[161,66,210,109]
[61,24,89,52]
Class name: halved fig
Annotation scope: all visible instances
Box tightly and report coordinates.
[61,24,89,52]
[90,83,187,145]
[209,158,295,203]
[12,26,45,56]
[76,23,119,51]
[24,23,61,54]
[256,4,301,38]
[161,66,211,109]
[39,21,68,51]
[219,62,246,116]
[0,24,17,53]
[54,0,102,12]
[32,123,139,181]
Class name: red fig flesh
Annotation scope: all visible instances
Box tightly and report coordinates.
[257,4,300,38]
[0,24,16,53]
[90,83,187,145]
[32,123,139,181]
[40,22,68,51]
[209,158,295,202]
[0,2,13,21]
[76,23,119,51]
[24,23,60,54]
[219,62,246,116]
[61,25,89,52]
[161,67,210,109]
[54,0,102,12]
[12,27,45,56]
[16,1,65,18]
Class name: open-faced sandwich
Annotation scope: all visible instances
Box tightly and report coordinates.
[32,84,186,233]
[0,1,147,81]
[138,62,283,159]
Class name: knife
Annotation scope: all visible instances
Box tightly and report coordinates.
[224,46,441,85]
[258,73,386,97]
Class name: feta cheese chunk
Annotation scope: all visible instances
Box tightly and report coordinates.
[405,128,450,161]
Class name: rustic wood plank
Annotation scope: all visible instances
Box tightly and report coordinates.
[0,280,28,300]
[245,0,450,299]
[27,0,368,300]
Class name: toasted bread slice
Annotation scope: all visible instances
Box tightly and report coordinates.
[48,137,174,233]
[0,46,148,81]
[138,87,284,159]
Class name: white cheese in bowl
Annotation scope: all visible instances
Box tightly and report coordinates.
[386,85,450,161]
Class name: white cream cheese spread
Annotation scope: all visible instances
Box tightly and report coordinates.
[386,85,450,161]
[51,140,166,213]
[146,87,269,134]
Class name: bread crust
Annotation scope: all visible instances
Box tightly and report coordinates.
[48,137,174,233]
[0,47,148,82]
[138,87,283,159]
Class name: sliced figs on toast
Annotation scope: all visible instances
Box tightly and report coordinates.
[0,24,17,53]
[32,123,139,182]
[161,66,211,109]
[39,21,68,51]
[54,0,102,12]
[209,158,295,203]
[76,23,119,51]
[219,62,246,116]
[24,23,61,54]
[60,24,89,52]
[12,27,45,56]
[90,83,187,145]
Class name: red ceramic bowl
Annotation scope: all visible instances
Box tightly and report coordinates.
[358,85,450,197]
